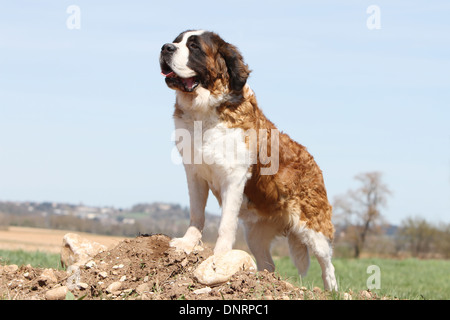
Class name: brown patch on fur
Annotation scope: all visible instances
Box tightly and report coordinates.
[198,32,251,93]
[218,92,334,240]
[173,106,184,119]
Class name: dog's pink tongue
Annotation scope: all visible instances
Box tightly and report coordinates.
[181,77,196,88]
[161,71,175,77]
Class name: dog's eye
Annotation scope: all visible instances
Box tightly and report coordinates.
[189,42,200,50]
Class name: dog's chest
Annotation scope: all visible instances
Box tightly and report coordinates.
[174,112,252,197]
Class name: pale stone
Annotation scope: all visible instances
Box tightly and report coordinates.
[39,268,58,285]
[77,282,89,290]
[313,286,322,293]
[193,250,256,286]
[60,233,107,269]
[136,283,150,295]
[282,281,296,291]
[45,286,68,300]
[66,266,82,291]
[106,281,122,293]
[4,265,19,274]
[193,287,212,295]
[360,290,372,299]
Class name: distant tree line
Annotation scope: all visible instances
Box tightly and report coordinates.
[333,171,450,259]
[396,216,450,259]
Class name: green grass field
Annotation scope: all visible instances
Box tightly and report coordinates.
[0,249,62,270]
[1,249,448,299]
[275,256,450,300]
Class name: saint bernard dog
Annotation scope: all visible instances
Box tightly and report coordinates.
[160,30,338,290]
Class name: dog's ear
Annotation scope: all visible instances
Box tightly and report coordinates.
[218,41,251,92]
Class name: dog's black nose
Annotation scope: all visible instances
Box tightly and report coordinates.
[161,43,176,53]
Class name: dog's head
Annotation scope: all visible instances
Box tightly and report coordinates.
[160,30,250,94]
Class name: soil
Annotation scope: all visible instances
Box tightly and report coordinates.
[0,234,381,300]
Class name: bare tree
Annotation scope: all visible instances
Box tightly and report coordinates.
[397,216,450,258]
[334,172,392,258]
[397,216,435,257]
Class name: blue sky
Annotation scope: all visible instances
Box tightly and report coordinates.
[0,1,449,225]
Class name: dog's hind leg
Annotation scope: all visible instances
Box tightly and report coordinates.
[295,226,338,291]
[287,232,310,278]
[242,218,278,272]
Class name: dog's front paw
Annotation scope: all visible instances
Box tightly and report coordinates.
[213,241,233,256]
[169,237,203,254]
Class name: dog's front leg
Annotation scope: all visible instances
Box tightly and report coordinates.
[170,168,209,254]
[213,179,247,255]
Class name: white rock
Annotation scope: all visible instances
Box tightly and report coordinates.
[106,281,122,293]
[282,281,296,291]
[360,290,372,299]
[343,292,352,300]
[78,282,89,290]
[45,286,68,300]
[60,233,107,269]
[136,283,150,294]
[66,266,81,290]
[39,268,58,284]
[193,250,256,286]
[193,287,212,295]
[4,265,19,274]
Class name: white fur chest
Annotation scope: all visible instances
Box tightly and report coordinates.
[173,95,253,199]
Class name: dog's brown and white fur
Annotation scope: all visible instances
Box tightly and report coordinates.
[160,30,337,290]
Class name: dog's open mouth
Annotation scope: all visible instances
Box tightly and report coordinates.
[161,63,199,92]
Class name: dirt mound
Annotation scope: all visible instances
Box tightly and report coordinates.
[0,234,380,300]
